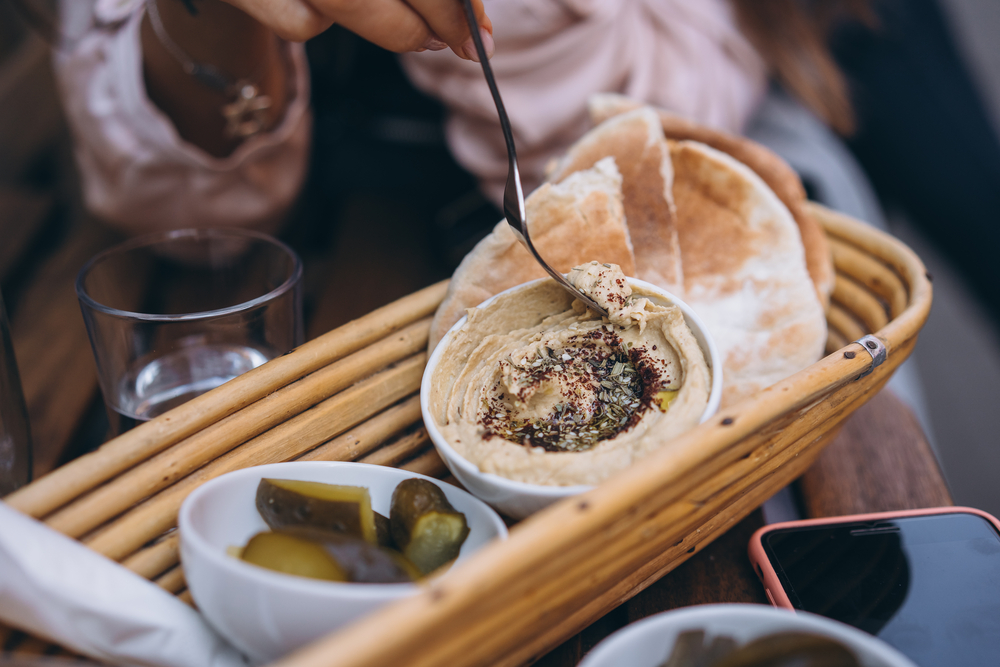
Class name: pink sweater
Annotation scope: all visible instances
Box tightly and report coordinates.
[402,0,767,205]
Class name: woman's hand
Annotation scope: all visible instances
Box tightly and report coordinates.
[226,0,494,60]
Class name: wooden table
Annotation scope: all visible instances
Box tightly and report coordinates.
[0,200,950,664]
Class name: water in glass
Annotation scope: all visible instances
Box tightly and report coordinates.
[109,342,269,433]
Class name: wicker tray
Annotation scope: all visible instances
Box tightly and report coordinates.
[3,203,931,667]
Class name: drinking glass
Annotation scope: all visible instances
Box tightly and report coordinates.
[0,290,32,495]
[76,228,303,436]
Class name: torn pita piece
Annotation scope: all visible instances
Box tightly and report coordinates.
[588,92,834,308]
[670,140,827,406]
[548,107,684,296]
[429,157,636,349]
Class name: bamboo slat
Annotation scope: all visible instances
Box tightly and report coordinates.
[357,428,430,468]
[828,237,908,318]
[826,303,867,342]
[398,449,448,478]
[154,565,186,595]
[822,208,924,319]
[295,395,423,463]
[461,427,839,667]
[121,533,180,581]
[832,274,889,333]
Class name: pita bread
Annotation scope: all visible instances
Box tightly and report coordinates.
[429,103,828,408]
[670,140,827,406]
[427,157,636,349]
[588,93,834,308]
[547,107,684,295]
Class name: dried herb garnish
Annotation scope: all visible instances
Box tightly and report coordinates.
[479,330,660,453]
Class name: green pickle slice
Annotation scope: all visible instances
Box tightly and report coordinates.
[390,478,470,576]
[240,531,348,581]
[374,511,393,548]
[241,476,471,584]
[256,478,377,544]
[279,526,420,583]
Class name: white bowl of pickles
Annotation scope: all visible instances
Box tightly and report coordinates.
[178,461,508,664]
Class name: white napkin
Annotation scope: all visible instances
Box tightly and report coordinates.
[0,501,247,667]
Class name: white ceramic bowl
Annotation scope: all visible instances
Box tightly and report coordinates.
[178,461,508,664]
[579,604,918,667]
[421,277,723,519]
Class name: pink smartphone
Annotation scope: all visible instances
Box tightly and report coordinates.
[748,506,1000,666]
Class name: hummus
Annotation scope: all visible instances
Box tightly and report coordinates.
[427,263,711,487]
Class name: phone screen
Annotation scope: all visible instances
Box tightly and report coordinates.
[760,511,1000,666]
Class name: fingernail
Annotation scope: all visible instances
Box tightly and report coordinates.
[480,27,495,59]
[462,27,495,62]
[421,34,448,51]
[461,38,478,62]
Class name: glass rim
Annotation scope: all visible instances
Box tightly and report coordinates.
[75,227,303,322]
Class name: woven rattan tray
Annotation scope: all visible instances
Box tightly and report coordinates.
[4,203,932,667]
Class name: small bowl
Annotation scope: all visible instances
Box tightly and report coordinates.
[421,277,722,519]
[579,604,918,667]
[178,461,508,664]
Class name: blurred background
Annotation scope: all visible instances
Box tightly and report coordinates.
[909,0,1000,515]
[1,0,999,518]
[849,0,1000,518]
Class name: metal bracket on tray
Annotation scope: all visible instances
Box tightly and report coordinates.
[854,334,887,379]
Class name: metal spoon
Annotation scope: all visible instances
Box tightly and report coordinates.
[459,1,610,318]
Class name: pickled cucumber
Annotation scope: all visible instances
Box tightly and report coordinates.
[247,476,469,583]
[374,511,393,549]
[390,478,470,575]
[280,526,420,583]
[256,478,377,544]
[240,531,348,581]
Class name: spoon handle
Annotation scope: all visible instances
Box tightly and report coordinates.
[460,0,609,318]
